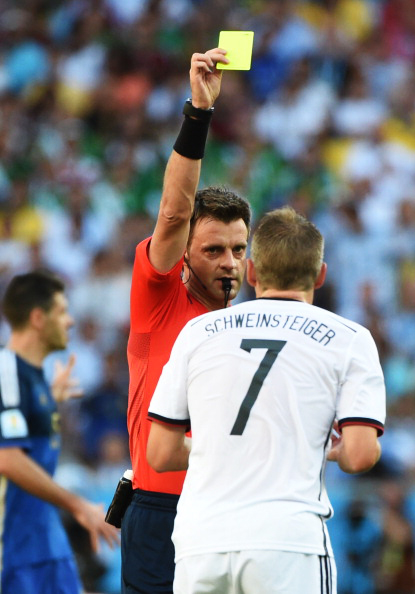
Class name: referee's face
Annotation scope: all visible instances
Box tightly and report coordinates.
[185,217,248,310]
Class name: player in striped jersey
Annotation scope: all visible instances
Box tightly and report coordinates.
[147,206,386,594]
[0,270,119,594]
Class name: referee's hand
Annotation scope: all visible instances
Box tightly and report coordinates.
[190,48,229,110]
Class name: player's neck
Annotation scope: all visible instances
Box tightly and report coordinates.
[257,288,314,304]
[7,332,46,368]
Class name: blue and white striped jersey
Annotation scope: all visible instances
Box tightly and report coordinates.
[0,349,74,576]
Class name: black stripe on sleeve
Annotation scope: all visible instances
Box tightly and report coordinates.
[338,417,384,436]
[148,412,190,431]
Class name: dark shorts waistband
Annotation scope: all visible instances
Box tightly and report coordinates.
[132,488,180,511]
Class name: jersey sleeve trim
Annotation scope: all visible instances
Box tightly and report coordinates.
[148,412,190,431]
[0,437,32,449]
[338,417,384,436]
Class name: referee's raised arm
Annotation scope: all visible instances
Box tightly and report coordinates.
[149,48,228,273]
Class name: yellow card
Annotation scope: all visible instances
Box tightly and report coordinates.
[217,31,254,71]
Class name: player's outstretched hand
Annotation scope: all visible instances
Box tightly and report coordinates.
[190,48,229,110]
[52,353,83,402]
[72,498,120,553]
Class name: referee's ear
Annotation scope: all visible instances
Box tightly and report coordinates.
[314,262,327,290]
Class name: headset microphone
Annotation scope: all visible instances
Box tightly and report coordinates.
[185,258,232,307]
[222,278,232,308]
[184,258,207,290]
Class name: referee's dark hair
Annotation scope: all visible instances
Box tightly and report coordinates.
[188,186,251,246]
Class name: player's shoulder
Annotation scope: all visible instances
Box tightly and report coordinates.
[0,347,22,409]
[309,303,370,337]
[184,299,372,340]
[0,348,19,376]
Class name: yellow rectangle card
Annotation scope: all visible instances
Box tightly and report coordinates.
[216,31,254,71]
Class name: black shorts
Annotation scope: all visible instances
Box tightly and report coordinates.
[121,489,179,594]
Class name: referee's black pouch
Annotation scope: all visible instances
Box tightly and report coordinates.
[105,470,133,528]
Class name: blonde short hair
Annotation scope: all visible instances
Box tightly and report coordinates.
[251,206,324,292]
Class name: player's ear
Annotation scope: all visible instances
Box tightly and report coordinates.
[247,259,257,287]
[29,307,46,330]
[315,262,327,290]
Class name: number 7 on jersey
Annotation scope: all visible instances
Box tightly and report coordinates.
[230,339,287,435]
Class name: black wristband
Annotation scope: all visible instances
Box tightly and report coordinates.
[182,98,214,123]
[173,100,213,160]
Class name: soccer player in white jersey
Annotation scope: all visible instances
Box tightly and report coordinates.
[146,205,386,594]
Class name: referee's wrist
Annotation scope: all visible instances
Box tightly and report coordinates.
[183,99,214,123]
[173,99,213,159]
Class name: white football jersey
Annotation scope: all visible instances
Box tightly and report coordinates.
[148,298,386,561]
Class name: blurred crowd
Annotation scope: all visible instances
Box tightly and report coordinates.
[1,0,415,591]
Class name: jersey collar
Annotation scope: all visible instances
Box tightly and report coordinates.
[256,297,304,303]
